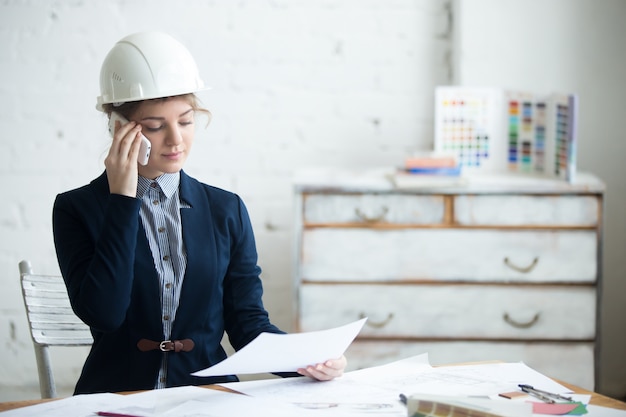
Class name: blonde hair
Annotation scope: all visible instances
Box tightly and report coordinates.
[102,93,211,126]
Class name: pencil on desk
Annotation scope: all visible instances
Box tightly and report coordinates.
[96,411,142,417]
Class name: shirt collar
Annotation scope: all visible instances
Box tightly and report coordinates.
[137,172,181,199]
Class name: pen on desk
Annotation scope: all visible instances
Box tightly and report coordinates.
[518,384,573,403]
[521,388,556,404]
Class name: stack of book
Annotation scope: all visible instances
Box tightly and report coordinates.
[404,154,461,176]
[389,154,466,189]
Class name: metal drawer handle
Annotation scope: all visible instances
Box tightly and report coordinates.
[359,312,394,328]
[504,256,539,273]
[355,206,389,223]
[503,312,540,329]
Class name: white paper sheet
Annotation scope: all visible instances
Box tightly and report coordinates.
[192,318,366,377]
[219,353,576,416]
[99,386,320,417]
[0,393,126,417]
[99,386,223,416]
[217,354,434,416]
[156,390,320,417]
[219,353,433,404]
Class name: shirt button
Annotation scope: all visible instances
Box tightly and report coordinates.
[163,315,170,321]
[152,200,159,205]
[158,227,165,233]
[150,182,158,188]
[160,376,166,383]
[162,255,170,261]
[165,283,172,289]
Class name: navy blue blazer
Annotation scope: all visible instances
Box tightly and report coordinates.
[52,171,284,394]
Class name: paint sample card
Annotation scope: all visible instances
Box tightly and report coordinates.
[504,91,577,181]
[552,94,578,181]
[505,91,548,174]
[434,87,506,173]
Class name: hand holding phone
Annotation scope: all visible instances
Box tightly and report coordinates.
[108,112,152,165]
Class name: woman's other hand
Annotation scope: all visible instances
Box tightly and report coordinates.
[297,355,347,381]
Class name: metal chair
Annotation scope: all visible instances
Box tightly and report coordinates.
[19,260,93,398]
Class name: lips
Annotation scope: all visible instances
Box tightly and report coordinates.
[163,151,183,159]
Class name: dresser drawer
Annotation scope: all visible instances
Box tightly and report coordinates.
[301,229,597,283]
[303,194,445,224]
[344,340,595,390]
[454,195,600,226]
[299,284,596,340]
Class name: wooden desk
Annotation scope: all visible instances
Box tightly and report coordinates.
[1,383,624,412]
[557,381,626,411]
[0,385,235,412]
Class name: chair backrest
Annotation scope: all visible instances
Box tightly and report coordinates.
[19,260,93,399]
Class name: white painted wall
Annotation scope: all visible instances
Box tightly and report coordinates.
[453,0,626,400]
[0,0,450,400]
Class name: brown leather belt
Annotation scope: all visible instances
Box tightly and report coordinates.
[137,338,195,353]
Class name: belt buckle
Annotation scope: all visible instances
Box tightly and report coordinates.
[159,340,172,352]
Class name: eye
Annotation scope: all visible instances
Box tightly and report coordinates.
[143,125,163,132]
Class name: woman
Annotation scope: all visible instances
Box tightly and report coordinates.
[52,31,346,394]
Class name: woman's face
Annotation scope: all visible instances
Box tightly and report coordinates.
[130,96,195,180]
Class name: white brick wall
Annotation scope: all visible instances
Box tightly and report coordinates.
[0,0,451,399]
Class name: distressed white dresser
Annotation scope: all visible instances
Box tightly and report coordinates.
[293,169,604,390]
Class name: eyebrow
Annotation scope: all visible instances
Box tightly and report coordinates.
[140,108,194,121]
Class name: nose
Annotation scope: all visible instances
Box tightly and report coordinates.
[165,125,183,145]
[165,124,184,145]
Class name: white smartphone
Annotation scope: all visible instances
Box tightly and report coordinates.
[108,112,152,165]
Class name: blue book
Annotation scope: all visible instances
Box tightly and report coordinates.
[404,166,462,176]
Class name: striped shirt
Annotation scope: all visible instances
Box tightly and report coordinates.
[136,172,190,388]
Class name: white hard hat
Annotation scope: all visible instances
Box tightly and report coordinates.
[96,31,207,111]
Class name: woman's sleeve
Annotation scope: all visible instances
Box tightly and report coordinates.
[222,196,283,351]
[52,191,141,332]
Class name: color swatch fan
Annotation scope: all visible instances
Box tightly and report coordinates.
[505,92,577,181]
